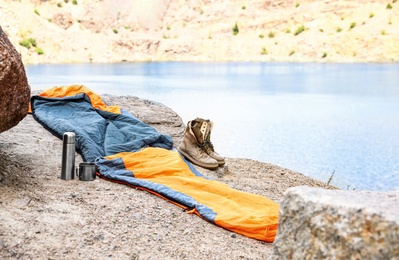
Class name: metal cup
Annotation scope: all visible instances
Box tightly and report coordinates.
[76,162,97,181]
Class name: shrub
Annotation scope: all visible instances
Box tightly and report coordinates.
[369,12,374,18]
[258,34,264,38]
[261,47,268,55]
[242,6,246,10]
[337,27,342,32]
[319,28,324,32]
[387,3,392,9]
[36,47,44,55]
[34,9,40,15]
[72,0,77,5]
[57,2,62,7]
[28,38,37,47]
[166,26,171,30]
[349,22,356,29]
[322,52,327,58]
[295,2,300,7]
[381,29,387,35]
[268,31,275,38]
[286,28,291,33]
[233,22,239,35]
[113,28,118,34]
[19,38,38,49]
[289,50,295,56]
[294,25,305,36]
[19,39,31,49]
[64,0,69,3]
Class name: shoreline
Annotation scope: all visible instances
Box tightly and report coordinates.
[23,59,399,65]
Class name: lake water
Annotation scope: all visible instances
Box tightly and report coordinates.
[25,62,399,192]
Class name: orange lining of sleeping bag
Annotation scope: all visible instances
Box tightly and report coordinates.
[104,148,280,242]
[29,85,121,114]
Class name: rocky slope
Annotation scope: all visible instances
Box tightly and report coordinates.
[1,0,398,64]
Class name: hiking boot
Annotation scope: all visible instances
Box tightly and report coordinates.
[204,120,225,166]
[178,121,219,169]
[191,118,225,166]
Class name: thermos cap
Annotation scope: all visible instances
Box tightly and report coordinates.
[63,132,76,144]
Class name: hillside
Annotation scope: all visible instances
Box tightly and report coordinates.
[1,0,398,64]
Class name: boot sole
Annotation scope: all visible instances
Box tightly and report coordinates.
[177,148,219,170]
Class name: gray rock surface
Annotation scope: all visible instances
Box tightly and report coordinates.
[0,26,30,133]
[0,92,331,259]
[270,186,399,259]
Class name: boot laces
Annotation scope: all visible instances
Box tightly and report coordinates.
[199,141,214,154]
[205,140,215,152]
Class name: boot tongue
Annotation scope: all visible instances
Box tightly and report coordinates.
[192,119,208,144]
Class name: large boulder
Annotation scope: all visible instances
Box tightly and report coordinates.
[0,26,30,133]
[270,186,399,259]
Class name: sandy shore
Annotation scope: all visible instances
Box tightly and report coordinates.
[0,94,335,259]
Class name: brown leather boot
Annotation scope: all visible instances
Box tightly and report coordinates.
[191,118,225,166]
[178,120,218,169]
[203,120,225,166]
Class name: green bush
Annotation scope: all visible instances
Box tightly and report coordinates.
[369,12,375,18]
[295,2,300,7]
[113,28,118,34]
[337,27,342,32]
[349,22,356,29]
[268,31,275,38]
[387,3,392,9]
[19,39,31,49]
[34,9,40,15]
[233,22,239,35]
[72,0,77,4]
[261,47,268,55]
[28,38,37,47]
[36,47,44,55]
[381,29,387,35]
[289,50,295,56]
[294,25,305,36]
[322,52,327,58]
[19,38,37,49]
[57,2,62,7]
[258,34,264,38]
[64,0,69,3]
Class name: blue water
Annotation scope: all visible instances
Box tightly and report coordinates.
[25,62,399,191]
